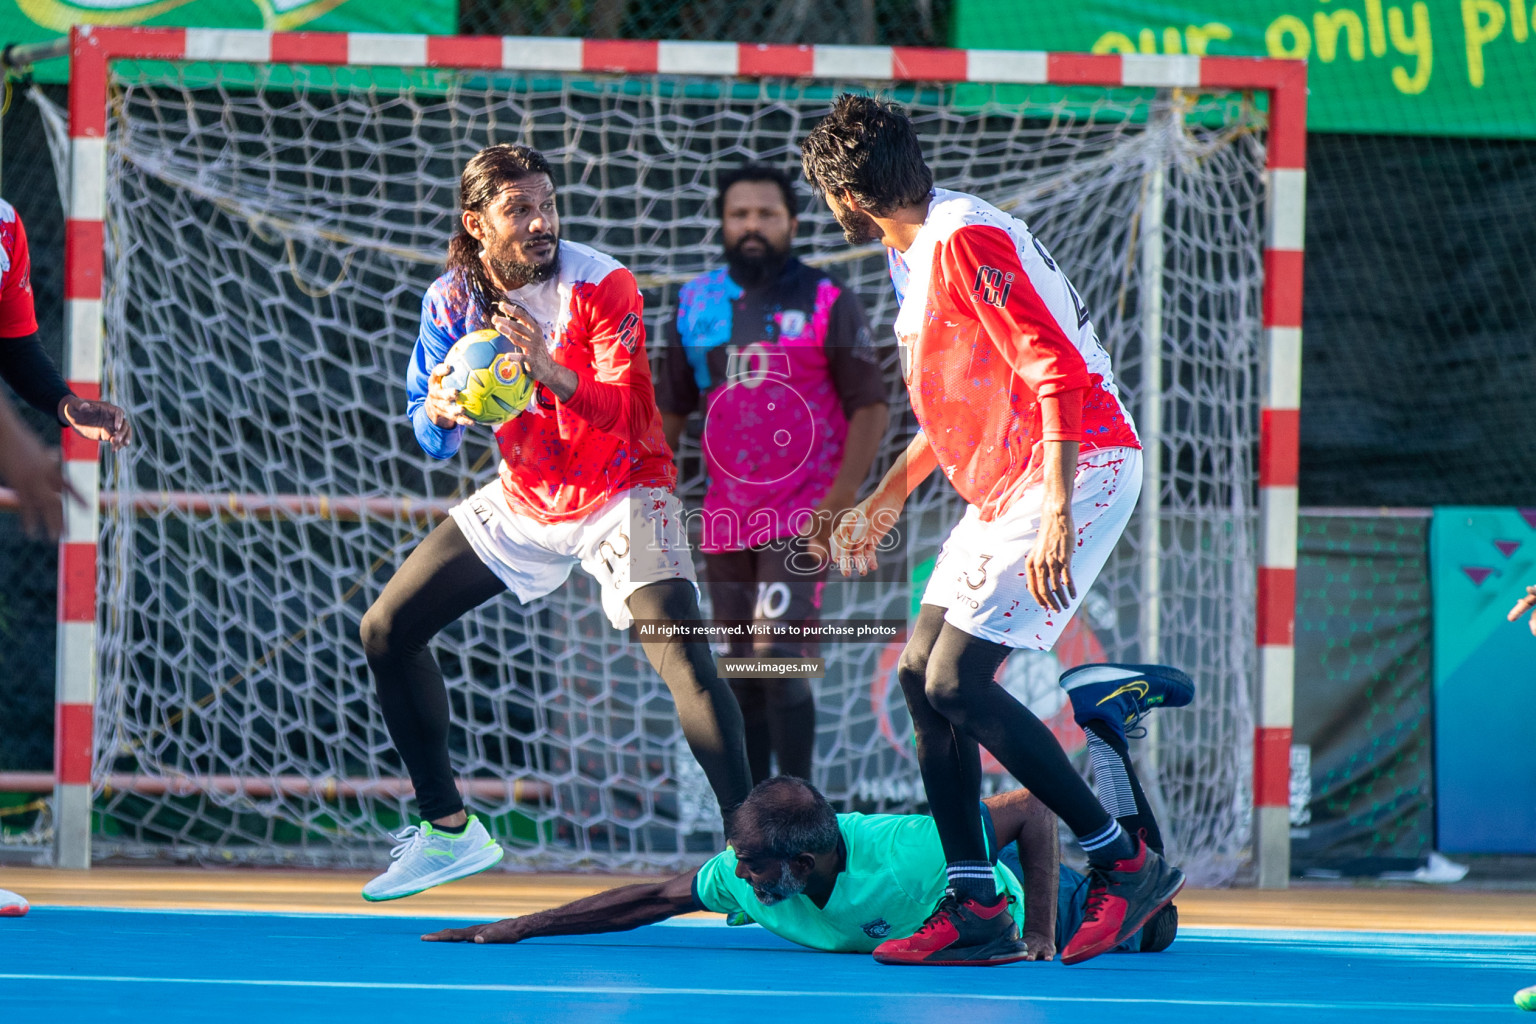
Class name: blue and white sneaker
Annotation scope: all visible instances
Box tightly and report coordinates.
[1060,663,1195,741]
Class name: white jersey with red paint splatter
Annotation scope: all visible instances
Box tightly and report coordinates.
[888,188,1140,521]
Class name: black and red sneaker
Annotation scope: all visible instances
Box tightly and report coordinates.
[872,891,1030,966]
[1061,839,1185,965]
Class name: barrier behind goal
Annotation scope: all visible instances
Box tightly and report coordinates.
[51,28,1304,886]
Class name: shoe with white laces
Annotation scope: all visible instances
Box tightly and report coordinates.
[0,888,29,917]
[361,815,504,902]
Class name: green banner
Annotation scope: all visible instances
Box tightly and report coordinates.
[952,1,1536,138]
[1,0,457,82]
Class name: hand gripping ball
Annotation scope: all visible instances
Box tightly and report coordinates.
[442,328,535,425]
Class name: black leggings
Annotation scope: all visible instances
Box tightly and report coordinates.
[897,604,1115,864]
[360,516,752,824]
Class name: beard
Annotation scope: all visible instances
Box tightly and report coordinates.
[485,229,561,290]
[751,861,808,906]
[723,231,790,288]
[832,204,881,245]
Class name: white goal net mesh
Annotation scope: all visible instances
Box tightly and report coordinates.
[59,60,1267,884]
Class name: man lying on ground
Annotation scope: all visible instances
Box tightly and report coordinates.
[424,664,1188,963]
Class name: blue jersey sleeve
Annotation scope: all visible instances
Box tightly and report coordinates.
[409,283,465,460]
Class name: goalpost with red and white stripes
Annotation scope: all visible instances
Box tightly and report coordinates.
[52,25,1304,885]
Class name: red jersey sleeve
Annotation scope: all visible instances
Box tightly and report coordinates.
[937,224,1088,442]
[0,213,39,338]
[561,268,661,443]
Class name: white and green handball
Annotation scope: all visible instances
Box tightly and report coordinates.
[443,328,535,425]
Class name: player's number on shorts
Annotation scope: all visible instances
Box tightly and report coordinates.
[756,582,792,620]
[599,531,630,575]
[962,554,993,591]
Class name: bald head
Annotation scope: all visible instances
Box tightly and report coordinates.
[727,776,839,861]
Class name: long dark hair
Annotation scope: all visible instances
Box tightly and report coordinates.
[446,144,555,320]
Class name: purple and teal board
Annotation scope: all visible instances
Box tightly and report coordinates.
[1430,507,1536,854]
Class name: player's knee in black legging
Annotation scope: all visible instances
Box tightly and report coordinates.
[921,630,1010,729]
[896,616,941,722]
[891,607,991,864]
[359,517,506,823]
[896,607,961,757]
[896,643,931,707]
[360,595,421,671]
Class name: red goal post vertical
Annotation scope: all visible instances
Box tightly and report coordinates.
[1201,55,1309,891]
[59,25,1305,884]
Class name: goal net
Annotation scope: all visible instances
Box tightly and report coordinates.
[54,39,1273,884]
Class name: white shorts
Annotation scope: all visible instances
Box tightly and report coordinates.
[923,447,1142,649]
[449,482,697,630]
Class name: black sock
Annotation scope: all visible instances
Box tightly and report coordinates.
[945,861,999,904]
[433,819,468,835]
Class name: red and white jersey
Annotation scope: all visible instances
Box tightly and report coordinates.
[888,188,1139,520]
[495,241,676,521]
[414,240,675,523]
[0,199,38,338]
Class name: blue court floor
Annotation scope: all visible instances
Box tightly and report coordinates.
[2,907,1532,1023]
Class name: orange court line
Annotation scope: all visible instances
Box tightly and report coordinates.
[3,867,1535,934]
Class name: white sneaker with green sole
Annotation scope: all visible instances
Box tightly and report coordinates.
[361,815,504,902]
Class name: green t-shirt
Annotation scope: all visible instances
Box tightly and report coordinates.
[692,812,1026,954]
